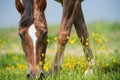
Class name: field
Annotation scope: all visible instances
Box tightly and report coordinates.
[0,21,120,80]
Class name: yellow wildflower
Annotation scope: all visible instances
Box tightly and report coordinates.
[64,62,70,68]
[66,36,70,39]
[85,42,89,46]
[88,57,90,61]
[70,63,75,69]
[97,38,102,44]
[47,39,50,43]
[18,64,27,70]
[71,57,76,63]
[54,37,57,41]
[36,66,39,70]
[48,49,55,53]
[99,46,106,50]
[39,62,43,65]
[44,63,50,72]
[113,59,116,63]
[95,34,99,37]
[86,38,89,41]
[91,33,95,37]
[42,53,45,57]
[73,34,77,38]
[69,40,75,44]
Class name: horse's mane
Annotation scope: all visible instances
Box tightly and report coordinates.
[19,0,33,27]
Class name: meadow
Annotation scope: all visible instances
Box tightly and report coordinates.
[0,21,120,80]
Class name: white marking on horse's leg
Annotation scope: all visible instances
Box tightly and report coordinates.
[28,24,37,66]
[84,59,96,75]
[59,54,63,67]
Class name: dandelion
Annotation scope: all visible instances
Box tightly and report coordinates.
[48,49,55,53]
[71,57,76,63]
[44,63,50,72]
[97,38,102,44]
[47,39,50,43]
[70,63,75,69]
[102,46,106,49]
[64,62,70,68]
[102,63,109,69]
[87,57,90,61]
[95,33,99,37]
[54,37,57,41]
[113,59,116,63]
[66,36,70,39]
[39,61,43,66]
[69,39,75,44]
[99,46,106,51]
[73,34,77,38]
[36,66,39,70]
[77,61,81,65]
[42,53,45,57]
[85,41,89,46]
[105,63,109,67]
[18,64,27,70]
[91,33,95,37]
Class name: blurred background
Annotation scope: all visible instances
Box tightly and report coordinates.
[0,0,120,27]
[0,1,120,79]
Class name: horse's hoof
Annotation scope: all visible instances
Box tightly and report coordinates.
[38,73,45,80]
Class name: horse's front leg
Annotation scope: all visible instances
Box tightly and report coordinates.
[53,0,80,72]
[74,3,95,74]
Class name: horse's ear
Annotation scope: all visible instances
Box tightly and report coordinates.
[15,0,24,15]
[36,0,47,12]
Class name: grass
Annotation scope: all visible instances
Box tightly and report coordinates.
[0,21,120,80]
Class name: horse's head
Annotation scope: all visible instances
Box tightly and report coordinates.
[15,0,47,77]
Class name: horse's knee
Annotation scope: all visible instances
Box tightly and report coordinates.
[58,32,68,45]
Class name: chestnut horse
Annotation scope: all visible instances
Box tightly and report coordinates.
[15,0,95,79]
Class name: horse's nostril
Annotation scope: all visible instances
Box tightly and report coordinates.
[38,73,45,80]
[26,74,31,78]
[40,73,44,77]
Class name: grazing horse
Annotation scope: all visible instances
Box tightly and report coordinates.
[15,0,47,78]
[15,0,95,79]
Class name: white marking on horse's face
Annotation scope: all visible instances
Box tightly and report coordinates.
[28,24,37,53]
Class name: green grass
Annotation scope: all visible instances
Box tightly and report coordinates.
[0,21,120,80]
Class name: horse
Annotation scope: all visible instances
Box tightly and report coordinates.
[15,0,95,79]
